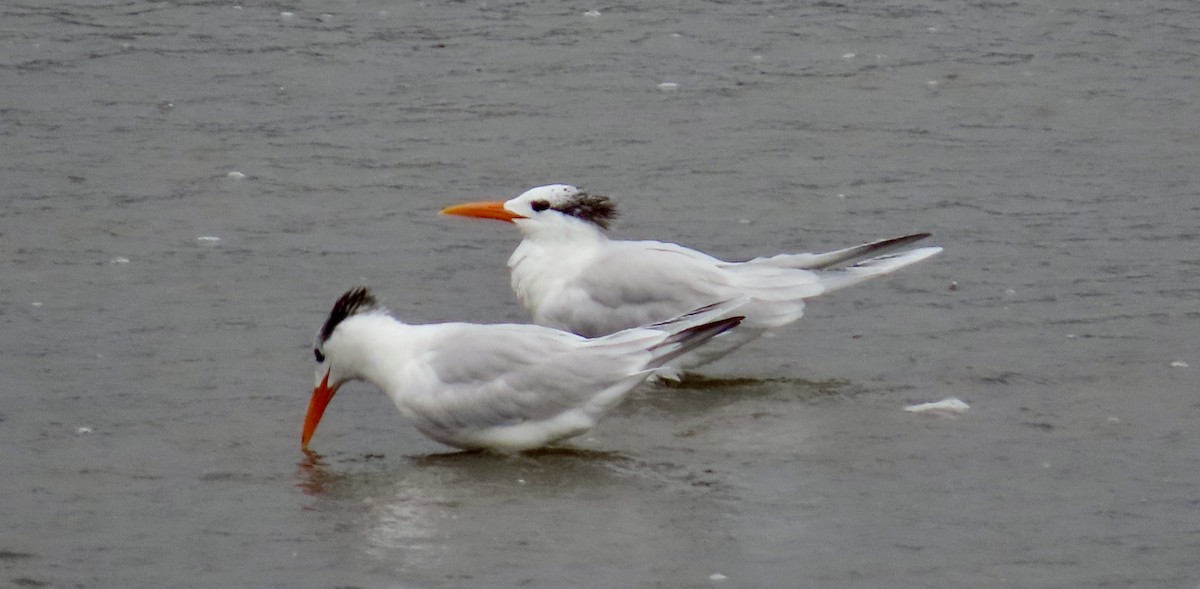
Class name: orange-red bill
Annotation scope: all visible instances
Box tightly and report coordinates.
[302,369,340,450]
[440,201,523,223]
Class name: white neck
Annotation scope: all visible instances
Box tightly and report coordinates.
[326,314,416,397]
[507,217,609,326]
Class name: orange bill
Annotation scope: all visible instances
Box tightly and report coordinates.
[440,201,523,222]
[302,369,340,450]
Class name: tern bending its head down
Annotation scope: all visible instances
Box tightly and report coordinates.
[302,287,744,453]
[442,184,942,371]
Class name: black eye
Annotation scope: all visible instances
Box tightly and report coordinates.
[314,348,325,363]
[530,200,550,212]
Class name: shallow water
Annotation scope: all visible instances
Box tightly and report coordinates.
[2,1,1198,587]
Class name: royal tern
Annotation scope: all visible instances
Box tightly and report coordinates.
[442,184,942,369]
[302,287,744,452]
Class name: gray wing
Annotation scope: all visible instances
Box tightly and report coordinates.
[540,240,744,337]
[569,240,825,331]
[405,324,651,433]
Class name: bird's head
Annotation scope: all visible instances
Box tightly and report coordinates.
[302,287,386,450]
[441,184,618,232]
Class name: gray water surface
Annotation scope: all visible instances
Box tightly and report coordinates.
[2,1,1198,587]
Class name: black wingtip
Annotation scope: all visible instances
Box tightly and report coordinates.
[802,232,933,271]
[876,232,931,250]
[319,287,380,343]
[652,316,745,366]
[644,299,738,329]
[683,316,744,341]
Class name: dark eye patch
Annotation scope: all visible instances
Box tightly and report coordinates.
[530,200,550,212]
[314,348,325,363]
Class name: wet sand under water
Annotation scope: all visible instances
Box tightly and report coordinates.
[2,1,1199,587]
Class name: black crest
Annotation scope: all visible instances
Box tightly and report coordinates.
[553,192,618,230]
[319,287,379,343]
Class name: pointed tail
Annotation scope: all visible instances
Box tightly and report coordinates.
[646,315,744,369]
[609,298,748,369]
[751,233,932,270]
[815,246,942,293]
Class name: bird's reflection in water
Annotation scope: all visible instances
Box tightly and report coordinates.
[295,447,655,570]
[295,449,335,498]
[619,374,853,417]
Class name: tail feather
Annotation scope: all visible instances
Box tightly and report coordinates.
[816,246,942,293]
[647,316,744,368]
[586,297,748,353]
[642,297,749,329]
[752,233,932,270]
